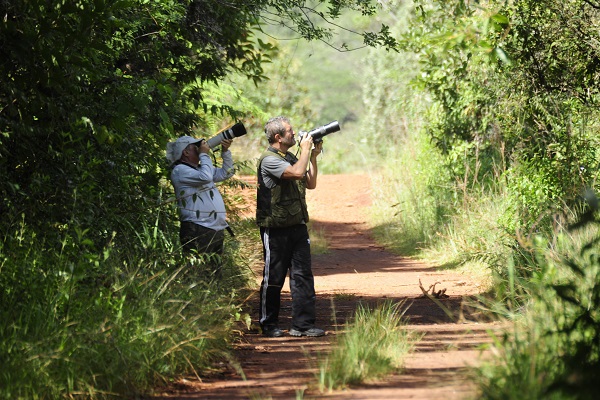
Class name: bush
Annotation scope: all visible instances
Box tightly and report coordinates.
[0,215,254,398]
[477,199,600,399]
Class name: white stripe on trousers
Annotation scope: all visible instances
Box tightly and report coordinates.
[259,228,270,326]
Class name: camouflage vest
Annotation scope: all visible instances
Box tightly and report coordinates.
[256,147,309,228]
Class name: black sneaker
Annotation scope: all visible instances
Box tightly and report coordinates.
[288,327,326,337]
[262,326,284,337]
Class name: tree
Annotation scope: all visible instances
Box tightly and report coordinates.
[0,0,397,248]
[401,0,600,231]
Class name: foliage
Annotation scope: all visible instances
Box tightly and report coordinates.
[342,1,600,397]
[403,0,509,153]
[401,0,600,230]
[359,0,600,282]
[360,1,496,270]
[477,196,600,399]
[370,129,454,255]
[318,300,418,392]
[258,0,398,52]
[218,0,404,174]
[224,10,392,173]
[0,215,255,398]
[0,0,268,252]
[0,0,398,248]
[217,41,318,165]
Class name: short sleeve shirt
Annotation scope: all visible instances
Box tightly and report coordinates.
[260,155,290,189]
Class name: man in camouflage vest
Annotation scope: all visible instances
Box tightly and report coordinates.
[256,116,325,338]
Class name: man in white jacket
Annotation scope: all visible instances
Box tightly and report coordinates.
[167,135,234,277]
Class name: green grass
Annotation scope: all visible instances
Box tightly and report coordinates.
[368,129,452,256]
[308,222,329,255]
[333,292,358,301]
[0,214,257,399]
[367,128,512,292]
[317,300,420,392]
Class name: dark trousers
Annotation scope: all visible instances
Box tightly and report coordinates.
[180,221,224,277]
[259,224,316,331]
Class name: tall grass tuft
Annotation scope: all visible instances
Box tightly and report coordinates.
[318,301,420,392]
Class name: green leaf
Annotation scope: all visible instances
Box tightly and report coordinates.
[494,46,512,65]
[490,13,509,25]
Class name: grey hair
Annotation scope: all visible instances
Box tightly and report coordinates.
[264,116,290,144]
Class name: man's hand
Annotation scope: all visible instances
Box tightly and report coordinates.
[198,140,210,154]
[311,141,323,157]
[221,139,233,152]
[299,133,314,153]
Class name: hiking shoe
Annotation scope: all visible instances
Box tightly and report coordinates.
[288,327,326,337]
[262,326,284,338]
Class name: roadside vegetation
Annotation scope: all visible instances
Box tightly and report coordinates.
[0,175,266,398]
[476,215,600,399]
[356,0,600,397]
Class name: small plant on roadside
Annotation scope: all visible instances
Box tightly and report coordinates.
[307,222,329,255]
[317,300,420,392]
[333,292,357,301]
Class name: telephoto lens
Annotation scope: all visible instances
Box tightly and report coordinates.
[303,120,341,143]
[206,122,247,149]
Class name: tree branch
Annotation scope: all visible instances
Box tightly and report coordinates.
[582,0,600,10]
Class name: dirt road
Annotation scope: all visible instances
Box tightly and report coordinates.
[155,174,497,399]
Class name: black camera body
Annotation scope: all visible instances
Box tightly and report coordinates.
[298,120,341,143]
[205,122,247,149]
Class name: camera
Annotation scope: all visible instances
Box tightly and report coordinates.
[298,120,341,143]
[205,122,247,149]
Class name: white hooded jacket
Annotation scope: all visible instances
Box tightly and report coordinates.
[170,151,234,231]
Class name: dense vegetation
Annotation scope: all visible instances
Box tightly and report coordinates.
[3,0,600,397]
[359,0,600,397]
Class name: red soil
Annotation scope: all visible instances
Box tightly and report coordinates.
[154,174,500,400]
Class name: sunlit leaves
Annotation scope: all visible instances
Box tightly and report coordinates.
[362,24,398,51]
[259,0,398,51]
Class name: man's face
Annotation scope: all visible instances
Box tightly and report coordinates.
[279,123,295,147]
[183,143,200,164]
